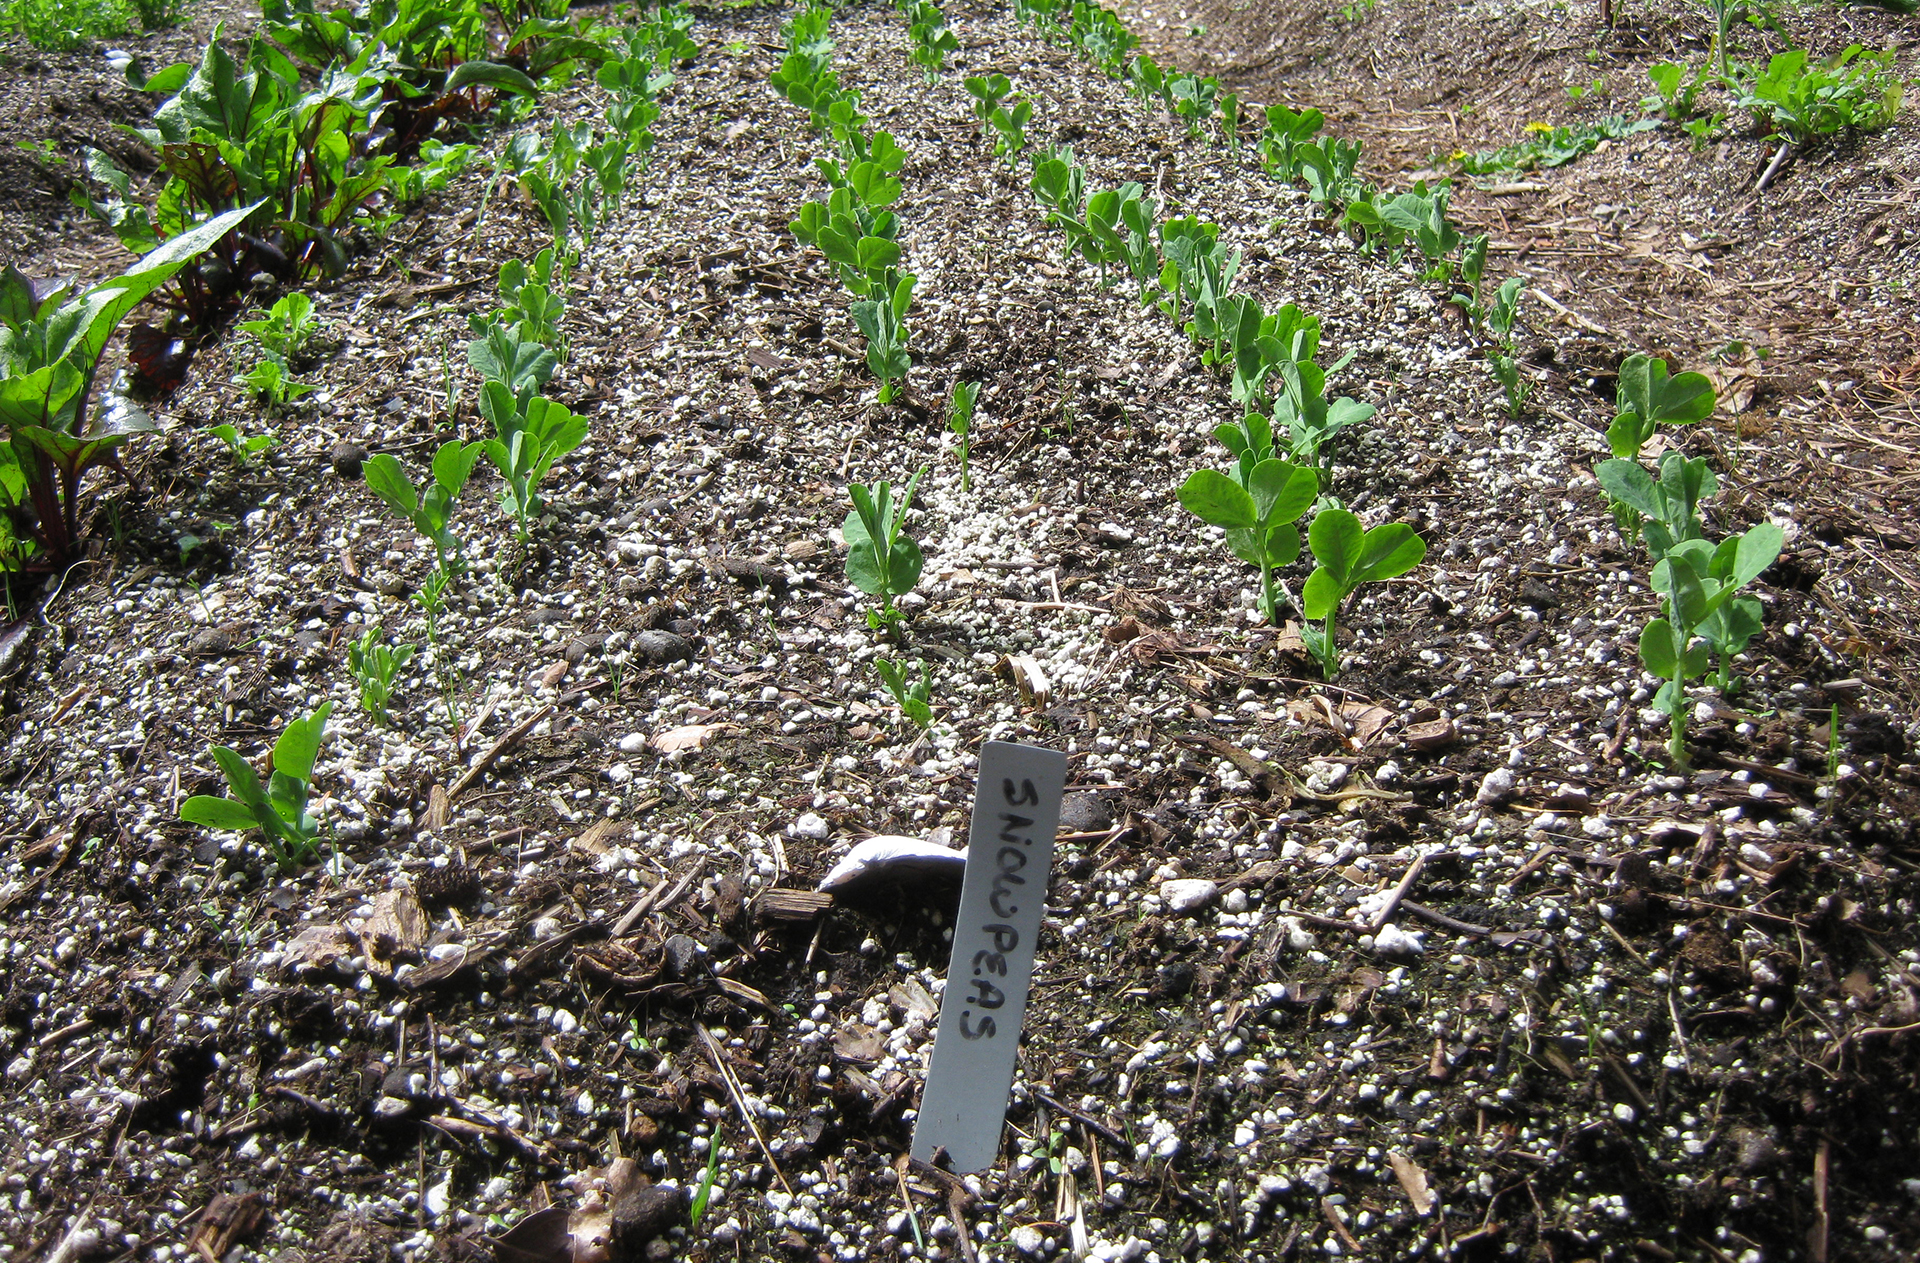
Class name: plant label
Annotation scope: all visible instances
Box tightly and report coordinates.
[911,740,1068,1172]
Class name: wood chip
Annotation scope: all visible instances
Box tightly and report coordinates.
[1387,1151,1435,1215]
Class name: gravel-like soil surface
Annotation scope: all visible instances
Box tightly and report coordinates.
[2,2,1918,1262]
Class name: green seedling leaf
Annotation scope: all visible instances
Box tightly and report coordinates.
[1177,468,1256,529]
[362,453,419,518]
[179,794,260,832]
[271,698,332,783]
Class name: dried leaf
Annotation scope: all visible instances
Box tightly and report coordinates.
[359,890,427,976]
[1404,718,1457,751]
[1337,701,1396,747]
[832,1023,886,1063]
[1387,1151,1435,1215]
[887,976,938,1020]
[652,724,721,753]
[491,1206,571,1263]
[280,924,358,976]
[995,653,1051,708]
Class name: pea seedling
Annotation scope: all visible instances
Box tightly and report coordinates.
[1299,508,1427,678]
[1638,523,1784,763]
[1178,456,1319,626]
[179,702,334,873]
[363,440,484,581]
[949,380,979,491]
[349,625,415,727]
[844,466,927,634]
[875,656,934,727]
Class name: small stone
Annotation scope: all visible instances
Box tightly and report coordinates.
[611,1184,687,1255]
[1160,878,1218,913]
[188,626,235,656]
[662,934,705,980]
[552,1008,579,1034]
[1012,1225,1046,1257]
[606,763,633,785]
[631,629,695,666]
[792,813,830,840]
[1058,792,1112,833]
[618,733,649,754]
[1223,888,1249,914]
[372,1095,412,1120]
[330,441,367,479]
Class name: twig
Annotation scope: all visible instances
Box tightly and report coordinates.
[612,868,699,938]
[1321,1197,1361,1252]
[449,701,555,800]
[1810,1135,1830,1263]
[1592,906,1650,968]
[891,1156,928,1254]
[1603,705,1633,762]
[1032,1088,1128,1149]
[1754,141,1792,192]
[1821,1019,1920,1066]
[1399,901,1493,937]
[695,1025,793,1196]
[1371,854,1427,932]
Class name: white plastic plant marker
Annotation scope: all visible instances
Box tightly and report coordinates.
[911,740,1068,1172]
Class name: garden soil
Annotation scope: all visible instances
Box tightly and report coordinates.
[1,2,1918,1262]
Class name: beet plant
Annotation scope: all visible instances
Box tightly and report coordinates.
[0,204,255,572]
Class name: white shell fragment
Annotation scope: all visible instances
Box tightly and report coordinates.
[818,835,968,891]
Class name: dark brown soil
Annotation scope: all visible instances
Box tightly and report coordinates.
[1,2,1918,1263]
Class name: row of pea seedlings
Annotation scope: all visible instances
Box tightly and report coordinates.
[347,10,702,728]
[773,3,918,404]
[1019,133,1425,679]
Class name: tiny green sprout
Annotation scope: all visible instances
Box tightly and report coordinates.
[179,702,335,873]
[844,467,927,635]
[177,520,235,565]
[208,422,275,463]
[949,380,979,491]
[236,292,319,359]
[690,1137,724,1227]
[1299,508,1427,679]
[236,354,313,409]
[348,624,415,727]
[875,657,934,727]
[1826,705,1842,780]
